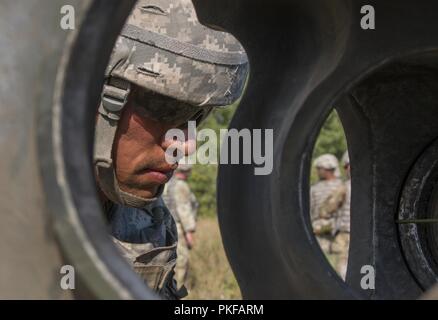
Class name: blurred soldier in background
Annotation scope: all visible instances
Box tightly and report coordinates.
[94,0,248,299]
[310,154,343,254]
[163,163,199,291]
[327,151,351,279]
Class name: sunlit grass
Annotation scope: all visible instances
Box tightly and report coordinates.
[185,216,241,300]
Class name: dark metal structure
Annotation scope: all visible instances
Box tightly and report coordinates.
[210,0,438,299]
[0,0,147,299]
[0,0,437,299]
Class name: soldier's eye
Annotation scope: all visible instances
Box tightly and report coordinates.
[190,110,205,126]
[177,122,189,130]
[176,110,206,129]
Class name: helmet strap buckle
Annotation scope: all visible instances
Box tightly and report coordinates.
[100,78,131,120]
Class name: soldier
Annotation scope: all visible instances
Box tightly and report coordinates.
[310,154,343,254]
[93,0,248,299]
[162,163,199,291]
[330,151,351,279]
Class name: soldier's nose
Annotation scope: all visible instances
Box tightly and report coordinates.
[162,127,196,157]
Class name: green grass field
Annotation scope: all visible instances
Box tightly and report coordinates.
[185,216,242,300]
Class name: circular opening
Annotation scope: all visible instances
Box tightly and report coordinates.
[45,0,249,299]
[397,137,438,290]
[309,110,350,281]
[319,50,438,297]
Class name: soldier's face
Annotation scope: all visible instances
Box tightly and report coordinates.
[112,98,195,199]
[317,167,335,180]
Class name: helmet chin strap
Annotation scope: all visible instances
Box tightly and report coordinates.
[94,78,163,208]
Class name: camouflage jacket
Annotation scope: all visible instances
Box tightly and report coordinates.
[316,179,351,234]
[105,197,183,299]
[310,179,344,235]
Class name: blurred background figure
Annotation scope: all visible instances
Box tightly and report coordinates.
[329,151,351,279]
[163,163,199,292]
[310,154,343,254]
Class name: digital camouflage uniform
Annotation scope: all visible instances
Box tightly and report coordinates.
[94,0,248,299]
[105,198,180,299]
[329,151,351,279]
[162,166,199,290]
[310,154,343,253]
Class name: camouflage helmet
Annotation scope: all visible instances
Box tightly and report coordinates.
[106,0,249,108]
[313,154,339,170]
[95,0,248,209]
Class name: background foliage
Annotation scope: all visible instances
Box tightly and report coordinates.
[187,107,348,299]
[312,110,347,160]
[188,105,237,217]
